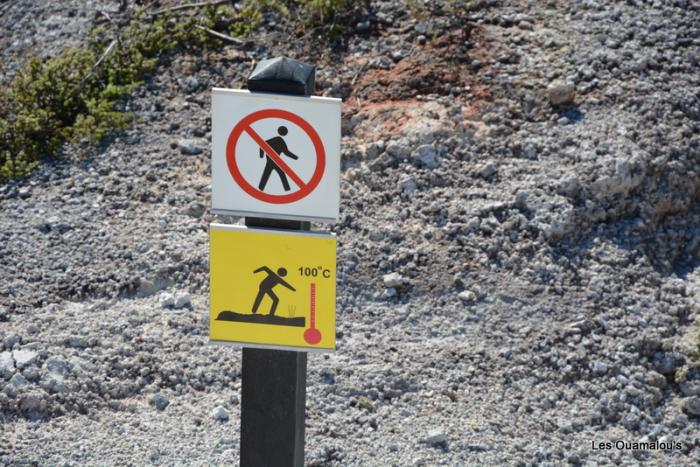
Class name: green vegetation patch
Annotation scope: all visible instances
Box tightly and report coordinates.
[0,0,354,182]
[0,8,228,181]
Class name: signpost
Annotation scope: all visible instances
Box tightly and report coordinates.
[209,56,340,466]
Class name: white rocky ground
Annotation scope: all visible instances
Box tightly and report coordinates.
[1,0,699,465]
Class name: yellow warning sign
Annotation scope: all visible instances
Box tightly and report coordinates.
[209,224,336,351]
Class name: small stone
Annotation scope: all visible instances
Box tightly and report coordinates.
[20,391,45,412]
[44,358,71,376]
[370,56,392,70]
[174,292,191,309]
[680,381,700,397]
[365,142,383,158]
[212,405,229,421]
[183,76,199,93]
[653,352,680,375]
[152,393,170,411]
[52,218,72,234]
[467,443,490,452]
[390,50,404,62]
[458,291,476,303]
[349,114,364,130]
[398,176,417,194]
[43,217,71,234]
[22,366,40,382]
[41,371,67,394]
[0,352,14,379]
[386,140,410,159]
[376,11,393,25]
[414,145,439,168]
[547,81,576,106]
[414,23,429,34]
[177,139,204,155]
[369,229,384,242]
[9,372,28,388]
[159,292,175,308]
[0,307,7,322]
[185,202,206,218]
[18,186,31,199]
[681,397,700,417]
[645,371,667,389]
[383,272,403,289]
[479,162,496,178]
[3,334,21,350]
[591,360,607,376]
[356,20,370,31]
[12,349,38,369]
[423,428,447,445]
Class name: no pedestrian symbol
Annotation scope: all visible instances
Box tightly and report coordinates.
[211,89,341,222]
[226,109,325,204]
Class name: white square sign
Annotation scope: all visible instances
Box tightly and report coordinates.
[211,88,341,222]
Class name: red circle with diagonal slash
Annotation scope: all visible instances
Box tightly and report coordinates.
[226,109,326,204]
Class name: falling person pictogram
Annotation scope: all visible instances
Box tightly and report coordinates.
[258,126,300,192]
[251,266,296,316]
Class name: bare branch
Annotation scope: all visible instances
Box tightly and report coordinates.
[93,40,118,71]
[194,25,244,45]
[351,62,369,86]
[150,0,232,16]
[79,39,118,88]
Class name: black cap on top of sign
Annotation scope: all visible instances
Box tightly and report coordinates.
[247,56,315,97]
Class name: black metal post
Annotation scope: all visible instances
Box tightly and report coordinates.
[239,57,315,467]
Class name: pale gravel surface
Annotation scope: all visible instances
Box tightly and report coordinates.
[1,0,700,465]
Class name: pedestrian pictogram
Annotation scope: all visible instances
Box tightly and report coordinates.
[212,89,341,222]
[257,126,299,192]
[210,224,336,351]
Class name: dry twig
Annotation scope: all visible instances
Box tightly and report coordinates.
[351,62,369,86]
[79,39,118,88]
[194,25,244,45]
[92,40,118,71]
[150,0,231,16]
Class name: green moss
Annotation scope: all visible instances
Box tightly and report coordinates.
[230,0,289,37]
[674,366,688,383]
[356,396,375,411]
[297,0,347,24]
[295,0,351,37]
